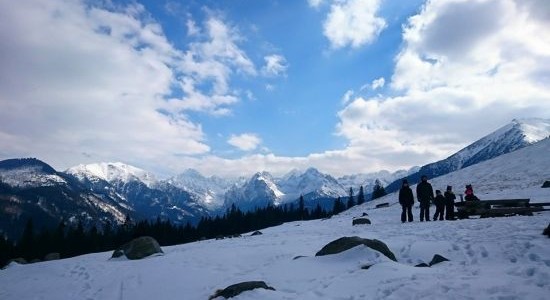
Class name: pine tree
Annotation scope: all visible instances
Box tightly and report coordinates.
[332,197,344,215]
[357,186,365,205]
[371,179,387,200]
[19,218,35,260]
[298,195,305,220]
[347,187,355,209]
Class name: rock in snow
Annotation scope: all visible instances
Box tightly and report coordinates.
[352,218,371,225]
[209,281,275,299]
[111,236,163,260]
[315,236,397,261]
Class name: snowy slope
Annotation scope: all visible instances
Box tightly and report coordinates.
[67,162,157,188]
[385,118,550,193]
[338,167,420,193]
[0,159,131,239]
[0,158,67,188]
[278,168,348,203]
[223,168,350,212]
[427,137,550,201]
[166,169,239,210]
[66,162,209,224]
[2,140,549,299]
[224,172,285,211]
[1,187,548,299]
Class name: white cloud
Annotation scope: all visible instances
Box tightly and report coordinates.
[180,0,550,178]
[0,0,258,173]
[341,90,354,104]
[262,54,288,77]
[371,77,385,90]
[308,0,325,8]
[323,0,386,49]
[164,16,257,115]
[186,18,200,36]
[228,133,262,151]
[335,0,550,171]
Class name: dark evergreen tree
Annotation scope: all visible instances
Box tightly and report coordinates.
[347,187,355,209]
[298,195,305,220]
[371,179,387,200]
[332,197,344,215]
[357,185,365,205]
[0,235,14,267]
[18,218,35,260]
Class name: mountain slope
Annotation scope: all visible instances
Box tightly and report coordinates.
[224,172,284,212]
[385,118,550,192]
[67,162,209,224]
[166,169,238,210]
[1,154,549,299]
[0,159,130,239]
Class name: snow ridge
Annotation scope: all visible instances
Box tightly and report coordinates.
[67,162,157,188]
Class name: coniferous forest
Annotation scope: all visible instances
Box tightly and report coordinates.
[0,198,363,268]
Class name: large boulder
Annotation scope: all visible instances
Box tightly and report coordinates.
[315,236,397,261]
[111,236,163,260]
[209,281,275,299]
[352,218,371,226]
[542,181,550,188]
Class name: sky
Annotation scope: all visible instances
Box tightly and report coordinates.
[0,0,549,178]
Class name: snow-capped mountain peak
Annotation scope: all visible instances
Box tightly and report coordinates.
[66,162,157,187]
[513,118,550,143]
[384,118,550,193]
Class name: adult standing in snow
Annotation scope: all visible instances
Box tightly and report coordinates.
[399,179,414,223]
[433,190,445,221]
[444,185,456,220]
[416,175,434,221]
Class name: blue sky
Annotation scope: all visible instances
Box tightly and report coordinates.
[0,0,549,177]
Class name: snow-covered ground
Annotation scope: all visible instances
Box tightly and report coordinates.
[1,190,549,300]
[2,140,549,300]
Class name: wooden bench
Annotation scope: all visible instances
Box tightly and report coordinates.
[455,198,546,218]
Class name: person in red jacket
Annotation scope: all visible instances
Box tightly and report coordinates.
[464,184,479,201]
[399,179,414,223]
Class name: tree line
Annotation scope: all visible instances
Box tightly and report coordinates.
[1,183,386,267]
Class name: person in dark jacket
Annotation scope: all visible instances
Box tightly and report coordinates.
[433,190,445,221]
[444,185,456,220]
[416,175,434,221]
[399,179,414,223]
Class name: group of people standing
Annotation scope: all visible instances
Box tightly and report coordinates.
[398,175,457,223]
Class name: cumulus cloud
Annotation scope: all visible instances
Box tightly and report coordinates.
[323,0,386,49]
[335,0,550,170]
[0,0,256,172]
[262,54,288,77]
[227,133,262,151]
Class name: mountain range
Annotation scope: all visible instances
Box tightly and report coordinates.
[1,118,549,239]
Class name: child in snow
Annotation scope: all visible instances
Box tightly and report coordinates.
[464,184,479,201]
[444,185,456,220]
[433,190,445,221]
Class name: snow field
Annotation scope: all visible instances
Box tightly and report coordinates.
[1,192,549,300]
